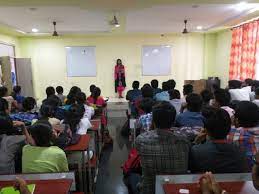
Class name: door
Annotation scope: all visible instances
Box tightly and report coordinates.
[15,58,34,97]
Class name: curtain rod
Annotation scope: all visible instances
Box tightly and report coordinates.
[231,17,259,30]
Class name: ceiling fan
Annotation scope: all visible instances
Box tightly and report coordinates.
[52,21,59,36]
[109,15,120,28]
[182,19,189,34]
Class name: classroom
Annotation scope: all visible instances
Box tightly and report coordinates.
[0,0,259,194]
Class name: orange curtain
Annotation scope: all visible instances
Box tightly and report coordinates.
[229,20,259,80]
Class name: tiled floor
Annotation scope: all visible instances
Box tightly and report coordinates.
[95,115,131,194]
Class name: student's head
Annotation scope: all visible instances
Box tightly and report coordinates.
[93,87,101,99]
[90,85,96,94]
[132,81,140,90]
[22,97,36,111]
[64,103,85,133]
[140,98,154,114]
[0,98,9,115]
[200,89,213,104]
[28,123,52,147]
[235,101,259,128]
[0,86,8,97]
[152,101,176,129]
[169,89,180,100]
[228,80,242,89]
[117,59,122,65]
[183,84,193,96]
[69,86,81,96]
[13,85,21,94]
[186,93,202,112]
[162,82,170,91]
[141,85,153,98]
[204,108,231,140]
[46,86,55,98]
[56,86,63,95]
[66,86,81,105]
[167,79,176,90]
[76,92,87,104]
[244,78,253,87]
[255,88,259,99]
[151,79,159,89]
[213,89,231,107]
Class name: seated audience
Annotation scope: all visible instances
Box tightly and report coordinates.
[154,81,170,101]
[167,79,176,90]
[22,122,69,173]
[212,89,235,120]
[228,79,251,101]
[136,98,154,132]
[10,97,38,125]
[11,85,25,107]
[168,89,181,114]
[150,79,162,95]
[76,92,95,120]
[200,89,213,108]
[65,86,81,107]
[135,101,190,194]
[56,86,66,105]
[181,84,193,103]
[253,87,259,107]
[0,86,18,112]
[37,102,61,126]
[87,87,106,107]
[44,86,62,106]
[126,81,142,102]
[190,108,248,173]
[227,101,259,168]
[176,93,204,127]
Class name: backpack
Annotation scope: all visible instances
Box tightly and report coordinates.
[122,148,141,176]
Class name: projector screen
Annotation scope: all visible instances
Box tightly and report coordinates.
[66,46,96,77]
[142,45,172,76]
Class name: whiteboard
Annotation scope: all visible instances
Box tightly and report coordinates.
[142,45,172,76]
[66,46,96,77]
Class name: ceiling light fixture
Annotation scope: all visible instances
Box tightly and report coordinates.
[31,28,38,33]
[196,26,203,30]
[235,1,249,11]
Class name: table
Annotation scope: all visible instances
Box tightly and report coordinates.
[65,134,91,194]
[0,179,72,194]
[156,173,253,194]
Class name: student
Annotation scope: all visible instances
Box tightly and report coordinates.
[168,89,182,114]
[45,86,56,99]
[126,81,142,102]
[11,85,25,105]
[181,84,193,103]
[227,101,259,169]
[37,102,61,126]
[190,108,248,173]
[150,79,162,95]
[76,92,95,120]
[65,86,81,106]
[0,86,18,112]
[253,88,259,107]
[87,87,106,107]
[154,81,170,101]
[56,86,66,104]
[10,97,38,125]
[136,98,154,132]
[22,122,69,173]
[89,84,96,97]
[200,89,213,108]
[167,79,176,90]
[135,101,190,194]
[176,93,204,127]
[228,80,242,89]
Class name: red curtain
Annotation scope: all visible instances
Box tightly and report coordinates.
[229,20,259,80]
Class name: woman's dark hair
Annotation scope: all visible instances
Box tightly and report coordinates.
[214,89,231,107]
[28,123,52,147]
[141,85,153,98]
[46,86,55,98]
[152,101,176,129]
[244,78,253,86]
[64,104,85,133]
[90,85,96,95]
[183,84,193,96]
[0,98,14,135]
[22,97,36,111]
[169,89,180,100]
[117,59,122,64]
[204,108,231,139]
[235,101,259,128]
[167,79,176,90]
[162,82,170,91]
[132,81,140,89]
[200,89,213,104]
[40,103,55,118]
[93,87,101,104]
[228,80,242,89]
[0,98,8,115]
[11,85,21,99]
[66,86,81,105]
[76,92,86,104]
[56,86,63,94]
[151,79,159,89]
[186,93,202,112]
[139,98,154,114]
[0,86,8,97]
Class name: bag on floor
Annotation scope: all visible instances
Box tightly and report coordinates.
[122,148,141,176]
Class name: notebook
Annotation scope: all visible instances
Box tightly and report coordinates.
[0,184,35,194]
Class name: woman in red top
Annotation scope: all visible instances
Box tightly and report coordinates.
[114,59,126,98]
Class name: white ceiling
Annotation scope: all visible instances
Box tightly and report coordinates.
[0,3,258,35]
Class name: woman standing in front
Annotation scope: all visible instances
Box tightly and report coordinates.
[114,59,126,98]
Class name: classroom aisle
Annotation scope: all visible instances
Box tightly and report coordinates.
[95,114,131,194]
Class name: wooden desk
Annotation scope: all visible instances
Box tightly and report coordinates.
[163,181,258,194]
[65,134,91,194]
[0,179,72,194]
[156,173,252,194]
